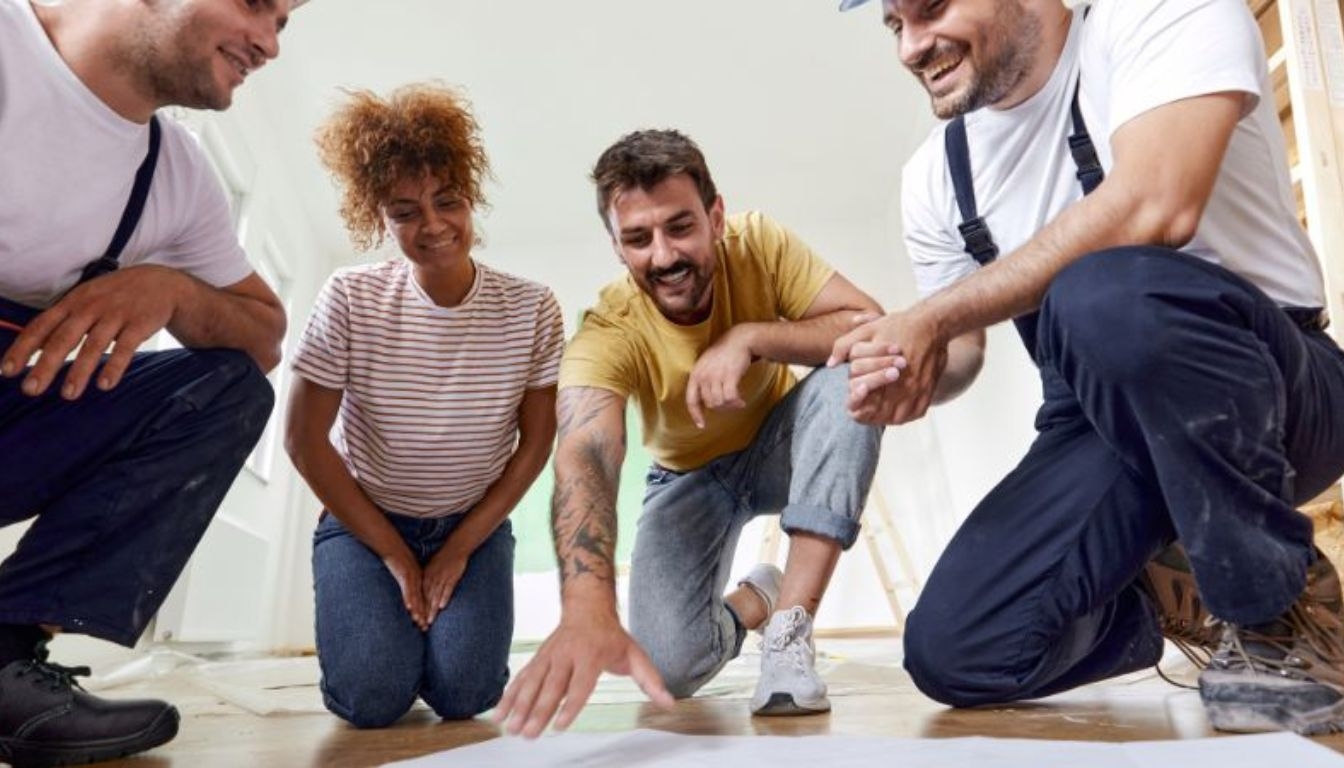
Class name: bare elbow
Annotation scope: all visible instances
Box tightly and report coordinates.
[1159,207,1201,249]
[1121,187,1204,250]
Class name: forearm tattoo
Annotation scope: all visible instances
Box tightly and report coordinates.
[551,388,626,587]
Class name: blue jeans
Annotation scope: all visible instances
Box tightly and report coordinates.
[627,364,883,698]
[0,295,274,646]
[904,248,1344,707]
[312,511,514,728]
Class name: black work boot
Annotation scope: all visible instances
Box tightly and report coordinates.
[0,642,178,767]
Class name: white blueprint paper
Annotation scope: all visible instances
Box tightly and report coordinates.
[383,730,1344,768]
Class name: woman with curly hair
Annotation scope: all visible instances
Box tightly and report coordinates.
[284,83,564,728]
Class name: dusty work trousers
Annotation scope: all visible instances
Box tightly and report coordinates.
[904,247,1344,707]
[0,295,273,646]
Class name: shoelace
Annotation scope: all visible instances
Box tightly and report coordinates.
[14,642,91,694]
[761,607,813,674]
[1219,597,1344,679]
[1151,613,1220,690]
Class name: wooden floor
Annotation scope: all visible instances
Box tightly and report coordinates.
[89,670,1344,767]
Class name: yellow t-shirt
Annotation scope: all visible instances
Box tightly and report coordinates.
[559,211,835,471]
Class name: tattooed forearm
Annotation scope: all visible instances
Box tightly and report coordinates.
[556,385,615,437]
[550,387,627,589]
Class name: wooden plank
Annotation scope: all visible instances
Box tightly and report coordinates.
[1278,0,1344,338]
[1312,0,1344,328]
[1252,0,1279,22]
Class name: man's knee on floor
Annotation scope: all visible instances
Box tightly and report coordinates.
[630,614,733,699]
[645,645,719,699]
[903,611,1026,709]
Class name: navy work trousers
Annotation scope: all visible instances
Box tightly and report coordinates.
[0,295,274,646]
[905,247,1344,707]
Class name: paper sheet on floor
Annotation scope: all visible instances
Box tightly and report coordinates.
[382,730,1344,768]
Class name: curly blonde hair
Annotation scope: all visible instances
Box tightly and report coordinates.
[315,83,490,251]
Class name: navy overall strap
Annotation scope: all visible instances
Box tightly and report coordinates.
[78,115,162,286]
[944,76,1104,361]
[1068,84,1103,194]
[944,116,999,266]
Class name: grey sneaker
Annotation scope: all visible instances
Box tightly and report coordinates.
[1137,543,1220,671]
[1199,552,1344,735]
[737,564,783,630]
[750,606,830,716]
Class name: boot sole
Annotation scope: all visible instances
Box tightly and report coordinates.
[750,692,831,717]
[1200,670,1344,735]
[0,705,179,768]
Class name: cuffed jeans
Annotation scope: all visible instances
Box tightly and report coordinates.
[904,248,1344,707]
[312,512,514,728]
[628,364,883,698]
[0,295,274,646]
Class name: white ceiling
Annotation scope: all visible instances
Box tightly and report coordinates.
[242,0,937,296]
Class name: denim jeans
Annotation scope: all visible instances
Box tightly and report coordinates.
[312,511,514,728]
[0,295,274,646]
[904,248,1344,707]
[627,364,883,697]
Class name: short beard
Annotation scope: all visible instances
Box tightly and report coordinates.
[641,261,715,324]
[930,0,1042,119]
[122,6,231,111]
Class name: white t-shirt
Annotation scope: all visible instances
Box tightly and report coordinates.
[0,0,252,308]
[902,0,1324,309]
[291,259,566,519]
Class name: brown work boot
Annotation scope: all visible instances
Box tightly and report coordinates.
[1137,543,1220,670]
[1199,551,1344,735]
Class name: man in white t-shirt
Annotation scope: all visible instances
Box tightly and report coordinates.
[0,0,295,763]
[832,0,1344,735]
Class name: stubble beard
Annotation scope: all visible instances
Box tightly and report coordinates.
[929,0,1042,119]
[126,11,232,112]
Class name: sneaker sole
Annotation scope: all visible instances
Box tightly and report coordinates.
[750,692,831,717]
[0,705,179,768]
[1200,670,1344,735]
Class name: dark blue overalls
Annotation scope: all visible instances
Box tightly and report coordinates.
[0,117,274,646]
[902,84,1344,706]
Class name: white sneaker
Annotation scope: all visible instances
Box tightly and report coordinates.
[736,564,783,629]
[750,606,830,716]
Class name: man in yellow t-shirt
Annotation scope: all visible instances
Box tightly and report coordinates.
[496,129,886,735]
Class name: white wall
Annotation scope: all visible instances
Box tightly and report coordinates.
[2,0,1049,653]
[136,88,341,653]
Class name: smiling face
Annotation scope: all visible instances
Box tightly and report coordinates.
[382,172,475,274]
[607,174,725,326]
[883,0,1043,119]
[130,0,289,110]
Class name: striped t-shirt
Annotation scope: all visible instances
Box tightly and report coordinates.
[292,258,565,518]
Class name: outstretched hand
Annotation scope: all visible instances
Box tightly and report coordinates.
[494,612,674,738]
[0,266,185,399]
